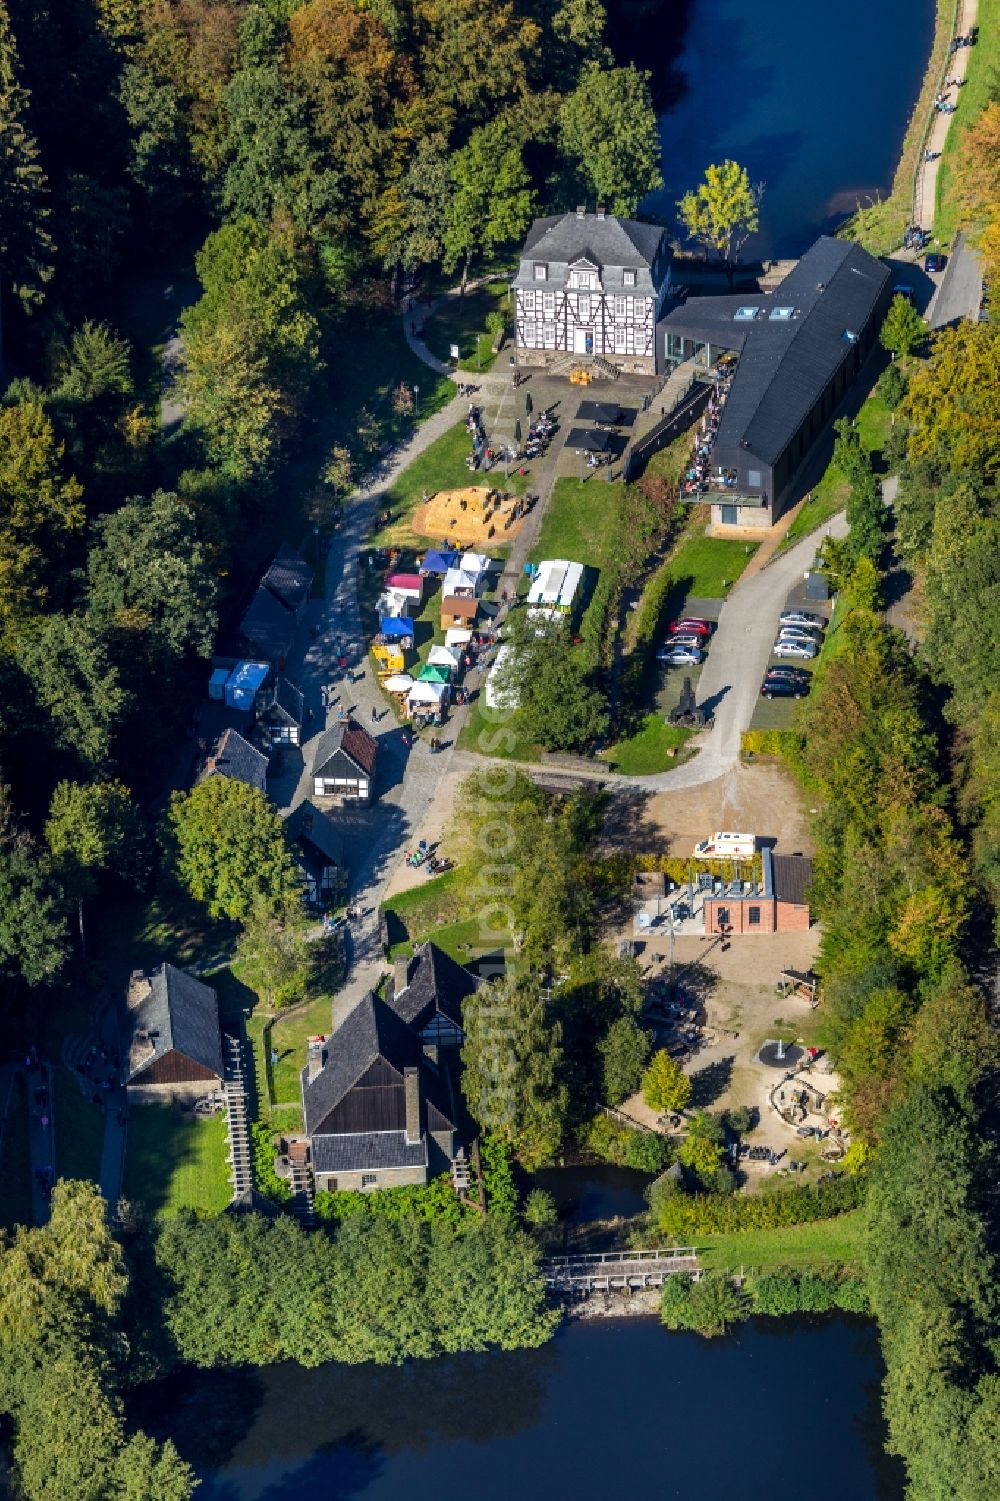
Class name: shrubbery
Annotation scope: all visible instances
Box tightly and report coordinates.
[584,1113,672,1173]
[660,1267,869,1336]
[651,1173,862,1239]
[314,1172,471,1228]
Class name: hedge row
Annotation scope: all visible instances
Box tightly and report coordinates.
[654,1172,863,1238]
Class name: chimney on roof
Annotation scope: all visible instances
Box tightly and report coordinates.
[306,1036,326,1082]
[404,1066,421,1145]
[596,205,605,220]
[576,204,586,219]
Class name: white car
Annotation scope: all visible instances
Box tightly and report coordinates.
[657,645,704,666]
[779,609,826,630]
[663,632,706,651]
[773,638,818,660]
[778,625,822,645]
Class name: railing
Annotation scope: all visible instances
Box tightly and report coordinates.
[545,1247,696,1269]
[622,383,711,483]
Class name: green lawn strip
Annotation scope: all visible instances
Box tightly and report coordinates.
[0,1075,33,1230]
[420,280,511,372]
[697,1210,866,1273]
[53,1066,105,1186]
[382,869,465,929]
[782,390,891,552]
[528,476,625,571]
[663,533,758,597]
[268,995,337,1109]
[601,715,694,774]
[124,1104,231,1219]
[935,0,1000,241]
[456,698,542,762]
[325,305,454,452]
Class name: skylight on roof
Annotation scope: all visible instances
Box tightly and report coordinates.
[769,306,795,320]
[734,306,760,321]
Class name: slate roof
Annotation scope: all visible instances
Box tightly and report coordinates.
[312,719,378,779]
[520,212,666,275]
[240,584,295,663]
[260,676,304,729]
[262,543,314,615]
[125,964,223,1084]
[302,991,455,1137]
[204,727,268,794]
[771,855,813,907]
[660,237,891,468]
[387,942,480,1034]
[312,1132,428,1174]
[284,800,344,868]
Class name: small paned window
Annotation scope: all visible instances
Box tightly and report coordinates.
[748,906,761,926]
[623,269,637,287]
[533,263,547,281]
[361,1173,378,1188]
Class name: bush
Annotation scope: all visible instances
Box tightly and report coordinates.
[653,1173,863,1239]
[749,1269,870,1317]
[877,362,908,410]
[314,1172,472,1228]
[624,1130,673,1174]
[661,1273,748,1337]
[724,1106,754,1136]
[740,728,798,761]
[477,1134,519,1218]
[523,1188,558,1232]
[250,1122,293,1204]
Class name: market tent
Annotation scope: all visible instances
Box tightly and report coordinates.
[376,590,406,618]
[378,615,415,640]
[527,559,583,613]
[383,674,414,693]
[427,644,460,669]
[224,660,270,711]
[419,549,459,575]
[445,627,473,648]
[407,680,448,707]
[566,426,610,452]
[460,552,496,576]
[443,566,480,597]
[386,572,423,598]
[418,663,452,684]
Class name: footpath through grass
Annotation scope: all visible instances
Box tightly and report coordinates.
[697,1209,865,1273]
[420,280,511,373]
[935,0,1000,241]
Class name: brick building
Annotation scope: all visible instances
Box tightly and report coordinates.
[702,849,812,936]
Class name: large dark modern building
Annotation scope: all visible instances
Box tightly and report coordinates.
[659,237,892,526]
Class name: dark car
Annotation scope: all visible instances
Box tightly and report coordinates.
[764,665,810,684]
[761,676,809,699]
[925,252,948,274]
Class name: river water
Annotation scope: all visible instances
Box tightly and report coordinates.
[150,1316,905,1499]
[649,0,937,255]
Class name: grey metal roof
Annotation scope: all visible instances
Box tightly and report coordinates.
[262,543,313,615]
[387,942,480,1033]
[311,1131,428,1174]
[203,727,268,793]
[771,855,813,906]
[125,964,222,1083]
[522,212,666,270]
[240,585,294,662]
[260,676,304,728]
[284,799,344,869]
[660,237,891,467]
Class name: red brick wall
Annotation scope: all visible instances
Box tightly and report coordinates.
[775,901,810,932]
[704,899,775,935]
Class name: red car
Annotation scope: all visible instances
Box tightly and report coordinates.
[667,617,712,637]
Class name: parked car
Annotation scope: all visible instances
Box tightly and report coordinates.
[778,625,823,645]
[778,609,826,629]
[764,665,811,684]
[924,252,948,274]
[667,617,713,637]
[773,639,818,660]
[762,676,809,699]
[664,632,706,650]
[657,645,704,666]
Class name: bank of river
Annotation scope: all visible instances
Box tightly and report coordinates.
[651,0,937,255]
[144,1316,905,1499]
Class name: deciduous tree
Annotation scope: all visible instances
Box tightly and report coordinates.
[880,293,927,357]
[641,1048,691,1112]
[558,62,662,215]
[443,120,534,291]
[45,780,146,954]
[17,612,131,773]
[677,160,761,268]
[0,398,84,635]
[164,776,301,921]
[598,1015,650,1105]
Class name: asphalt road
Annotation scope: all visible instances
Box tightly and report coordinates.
[929,232,984,329]
[627,512,848,791]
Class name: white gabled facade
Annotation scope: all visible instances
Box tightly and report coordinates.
[513,209,671,375]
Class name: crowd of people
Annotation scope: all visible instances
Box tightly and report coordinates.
[681,359,738,498]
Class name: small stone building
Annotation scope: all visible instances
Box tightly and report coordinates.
[123,964,224,1101]
[702,850,812,936]
[311,719,377,802]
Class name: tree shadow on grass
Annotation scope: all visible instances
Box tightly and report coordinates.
[688,1054,735,1108]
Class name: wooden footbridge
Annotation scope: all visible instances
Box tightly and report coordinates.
[542,1247,699,1295]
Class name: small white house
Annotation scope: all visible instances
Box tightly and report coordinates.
[526,560,584,618]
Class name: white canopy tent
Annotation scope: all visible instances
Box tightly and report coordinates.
[485,643,518,710]
[406,680,449,713]
[460,552,496,577]
[427,644,460,670]
[445,627,473,648]
[526,559,583,616]
[383,673,414,693]
[442,567,479,598]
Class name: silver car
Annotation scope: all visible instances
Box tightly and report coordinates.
[778,625,823,645]
[779,609,826,630]
[773,638,818,660]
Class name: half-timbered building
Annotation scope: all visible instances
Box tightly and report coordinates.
[513,208,671,375]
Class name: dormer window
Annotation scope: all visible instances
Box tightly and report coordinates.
[533,263,547,281]
[571,271,596,289]
[623,269,637,287]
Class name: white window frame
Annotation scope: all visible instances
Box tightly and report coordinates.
[542,291,555,315]
[361,1173,378,1189]
[623,269,637,287]
[533,263,547,281]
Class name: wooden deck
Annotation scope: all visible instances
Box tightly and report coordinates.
[543,1247,699,1294]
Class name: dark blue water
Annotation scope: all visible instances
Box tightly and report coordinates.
[653,0,936,255]
[535,1163,652,1221]
[150,1317,904,1500]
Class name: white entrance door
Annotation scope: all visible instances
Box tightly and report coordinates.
[573,326,591,354]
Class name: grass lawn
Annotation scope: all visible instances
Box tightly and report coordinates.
[0,1075,33,1230]
[268,994,337,1109]
[54,1066,105,1186]
[124,1104,231,1219]
[782,389,892,551]
[456,697,542,762]
[935,0,1000,241]
[89,885,237,998]
[697,1210,865,1273]
[528,476,625,571]
[664,533,758,597]
[382,868,466,932]
[600,715,694,774]
[420,280,511,373]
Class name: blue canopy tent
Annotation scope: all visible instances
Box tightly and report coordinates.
[420,549,459,575]
[378,615,415,646]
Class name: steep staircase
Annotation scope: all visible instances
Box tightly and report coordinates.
[222,1035,252,1199]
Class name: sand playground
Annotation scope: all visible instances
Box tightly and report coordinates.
[411,486,530,548]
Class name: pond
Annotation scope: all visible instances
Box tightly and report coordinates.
[645,0,937,254]
[534,1163,652,1223]
[147,1316,906,1500]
